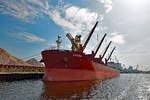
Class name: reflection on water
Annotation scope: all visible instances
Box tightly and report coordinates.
[41,80,100,100]
[0,74,150,100]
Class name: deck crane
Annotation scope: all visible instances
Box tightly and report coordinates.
[82,21,98,52]
[93,33,107,57]
[99,41,112,63]
[105,46,116,65]
[66,21,99,52]
[66,33,81,52]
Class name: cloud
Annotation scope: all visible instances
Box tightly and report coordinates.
[0,0,99,35]
[1,0,150,69]
[48,5,99,38]
[0,0,101,37]
[97,0,112,13]
[0,0,105,52]
[0,0,110,51]
[110,32,125,44]
[65,6,98,24]
[48,10,76,32]
[119,42,150,69]
[47,43,57,46]
[27,0,45,8]
[17,32,46,42]
[0,0,49,22]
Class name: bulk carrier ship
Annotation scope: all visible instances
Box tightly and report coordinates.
[41,21,120,82]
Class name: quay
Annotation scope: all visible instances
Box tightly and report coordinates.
[0,64,45,81]
[0,72,44,81]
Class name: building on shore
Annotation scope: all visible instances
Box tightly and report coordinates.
[108,62,123,71]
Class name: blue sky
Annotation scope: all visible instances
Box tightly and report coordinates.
[0,0,150,70]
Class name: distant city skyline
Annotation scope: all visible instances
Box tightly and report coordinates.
[0,0,150,70]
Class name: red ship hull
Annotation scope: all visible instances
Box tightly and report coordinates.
[42,50,119,82]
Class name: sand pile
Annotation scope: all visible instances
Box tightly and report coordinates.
[26,58,44,67]
[0,48,31,66]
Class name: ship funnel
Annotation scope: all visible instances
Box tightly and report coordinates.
[101,41,112,60]
[94,33,107,57]
[82,21,98,52]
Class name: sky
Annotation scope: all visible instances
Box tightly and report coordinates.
[0,0,150,70]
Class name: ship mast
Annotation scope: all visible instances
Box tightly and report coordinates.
[93,33,107,57]
[56,35,61,50]
[82,21,98,52]
[100,41,112,61]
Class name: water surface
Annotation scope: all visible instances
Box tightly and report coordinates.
[0,74,150,100]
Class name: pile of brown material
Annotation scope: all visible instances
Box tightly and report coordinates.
[0,48,31,66]
[26,58,44,67]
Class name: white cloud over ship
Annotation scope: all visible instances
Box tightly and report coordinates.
[9,32,46,43]
[19,32,46,43]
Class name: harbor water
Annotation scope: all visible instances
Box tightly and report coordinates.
[0,74,150,100]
